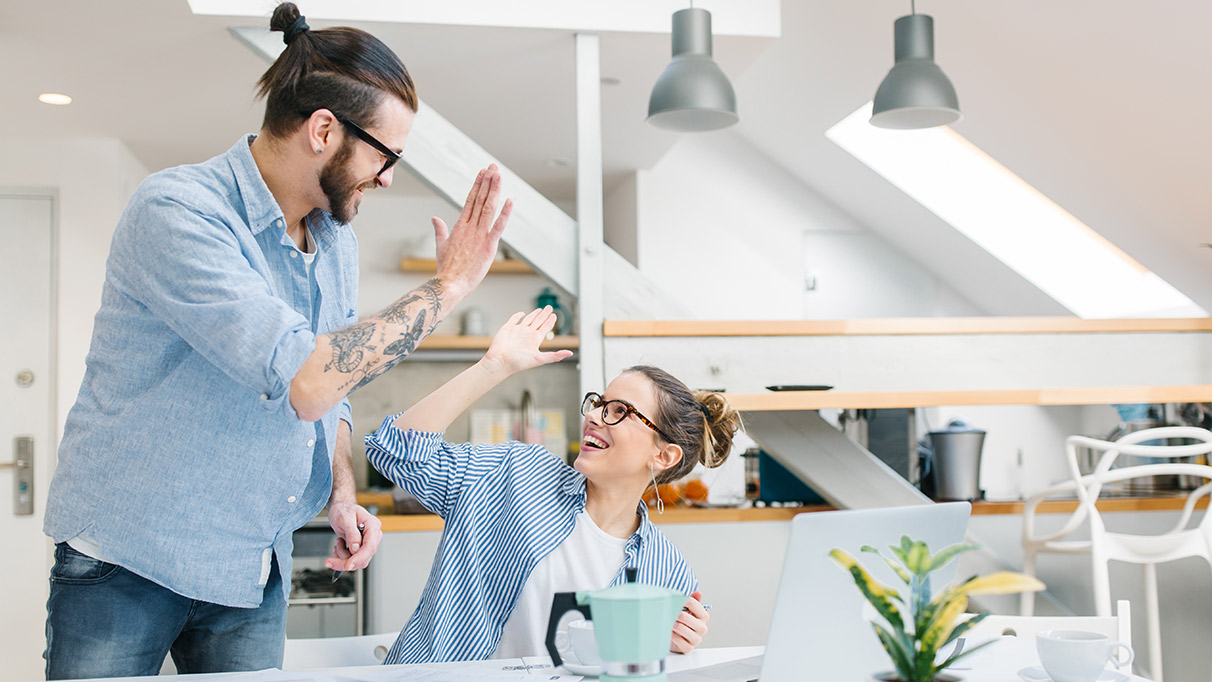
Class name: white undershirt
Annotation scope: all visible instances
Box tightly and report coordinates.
[301,226,317,270]
[492,510,628,659]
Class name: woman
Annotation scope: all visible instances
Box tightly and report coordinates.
[365,307,741,664]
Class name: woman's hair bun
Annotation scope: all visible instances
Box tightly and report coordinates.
[693,390,741,469]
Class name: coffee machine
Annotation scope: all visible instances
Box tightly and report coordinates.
[545,568,685,682]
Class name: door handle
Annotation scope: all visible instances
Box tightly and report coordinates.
[1,436,34,516]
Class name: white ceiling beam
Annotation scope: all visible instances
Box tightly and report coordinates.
[195,1,779,37]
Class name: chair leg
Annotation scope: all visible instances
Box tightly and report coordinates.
[1021,548,1037,616]
[1091,548,1112,618]
[1144,562,1163,682]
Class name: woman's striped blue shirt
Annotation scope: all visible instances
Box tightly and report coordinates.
[365,413,698,664]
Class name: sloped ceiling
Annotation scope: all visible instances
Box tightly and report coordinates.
[4,1,1210,317]
[731,1,1212,316]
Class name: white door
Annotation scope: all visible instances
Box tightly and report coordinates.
[0,192,56,682]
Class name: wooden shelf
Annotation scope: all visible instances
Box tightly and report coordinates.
[416,335,578,351]
[364,497,1207,532]
[399,258,534,275]
[972,495,1210,515]
[723,385,1212,411]
[604,317,1212,337]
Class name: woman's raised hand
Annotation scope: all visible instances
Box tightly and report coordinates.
[483,307,574,375]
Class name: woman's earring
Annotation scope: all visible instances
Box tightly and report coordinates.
[651,464,664,515]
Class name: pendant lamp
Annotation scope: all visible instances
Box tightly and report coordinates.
[647,7,738,132]
[870,6,961,129]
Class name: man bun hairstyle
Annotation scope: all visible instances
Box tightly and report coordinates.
[625,366,742,486]
[256,3,418,139]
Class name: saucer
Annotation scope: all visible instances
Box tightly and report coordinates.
[1017,665,1127,682]
[561,660,601,677]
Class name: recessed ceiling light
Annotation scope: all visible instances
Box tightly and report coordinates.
[600,76,621,86]
[38,93,72,106]
[545,157,572,168]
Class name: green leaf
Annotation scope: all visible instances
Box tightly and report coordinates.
[829,549,905,632]
[943,612,986,646]
[926,542,981,573]
[890,536,914,568]
[872,622,916,682]
[955,571,1046,597]
[918,594,968,657]
[862,546,913,587]
[904,541,932,575]
[939,638,998,671]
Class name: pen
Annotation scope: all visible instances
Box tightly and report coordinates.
[331,522,365,583]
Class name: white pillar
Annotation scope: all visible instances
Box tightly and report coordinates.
[575,33,605,399]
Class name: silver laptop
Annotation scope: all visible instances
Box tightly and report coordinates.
[671,502,971,682]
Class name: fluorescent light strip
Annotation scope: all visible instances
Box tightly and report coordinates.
[826,102,1204,318]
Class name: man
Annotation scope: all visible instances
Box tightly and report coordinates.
[42,4,512,677]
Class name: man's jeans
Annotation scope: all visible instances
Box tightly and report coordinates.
[44,543,287,679]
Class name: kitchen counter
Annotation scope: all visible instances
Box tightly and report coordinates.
[354,492,1208,531]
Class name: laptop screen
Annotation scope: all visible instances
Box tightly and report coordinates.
[759,502,972,682]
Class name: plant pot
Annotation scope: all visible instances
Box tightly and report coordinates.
[869,673,962,682]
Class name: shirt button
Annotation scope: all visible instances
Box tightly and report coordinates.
[290,251,298,259]
[260,394,268,400]
[307,439,315,448]
[287,496,297,503]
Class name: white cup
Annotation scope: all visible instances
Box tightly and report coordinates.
[1036,629,1134,682]
[568,619,601,666]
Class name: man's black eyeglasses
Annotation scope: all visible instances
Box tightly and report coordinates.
[339,118,401,177]
[581,392,675,444]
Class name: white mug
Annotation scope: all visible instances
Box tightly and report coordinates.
[568,619,601,666]
[1036,629,1134,682]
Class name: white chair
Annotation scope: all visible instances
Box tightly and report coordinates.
[1020,426,1212,682]
[959,600,1132,673]
[281,633,399,671]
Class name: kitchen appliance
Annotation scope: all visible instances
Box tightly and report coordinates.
[545,568,684,682]
[921,419,985,501]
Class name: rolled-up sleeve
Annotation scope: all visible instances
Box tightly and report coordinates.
[365,414,524,519]
[107,190,314,409]
[337,399,353,429]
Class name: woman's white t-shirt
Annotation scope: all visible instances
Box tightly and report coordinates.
[492,510,628,659]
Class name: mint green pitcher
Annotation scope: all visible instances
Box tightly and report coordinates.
[545,568,685,682]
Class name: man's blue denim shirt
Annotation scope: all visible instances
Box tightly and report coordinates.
[44,135,359,608]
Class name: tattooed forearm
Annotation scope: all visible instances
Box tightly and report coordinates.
[348,310,433,392]
[384,310,428,357]
[326,278,447,392]
[324,323,377,373]
[380,279,442,325]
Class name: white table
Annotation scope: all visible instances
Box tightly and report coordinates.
[30,643,1151,682]
[937,635,1151,682]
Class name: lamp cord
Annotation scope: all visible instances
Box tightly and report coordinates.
[911,0,916,14]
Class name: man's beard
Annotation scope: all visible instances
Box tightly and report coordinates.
[319,140,363,225]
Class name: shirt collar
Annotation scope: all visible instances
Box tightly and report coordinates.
[227,134,342,244]
[227,134,285,237]
[560,468,588,499]
[632,501,657,546]
[560,469,654,547]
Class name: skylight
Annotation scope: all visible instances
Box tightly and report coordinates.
[826,102,1205,319]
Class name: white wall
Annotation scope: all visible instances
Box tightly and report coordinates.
[352,191,573,334]
[625,131,982,320]
[0,137,148,446]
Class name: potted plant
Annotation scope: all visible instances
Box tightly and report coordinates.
[831,537,1045,682]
